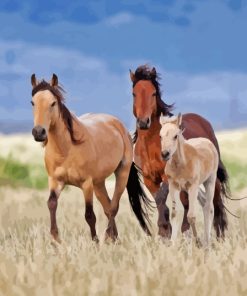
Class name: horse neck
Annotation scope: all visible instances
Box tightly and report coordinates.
[138,116,160,141]
[46,116,83,156]
[172,135,187,166]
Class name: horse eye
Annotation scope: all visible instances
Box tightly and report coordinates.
[174,135,178,140]
[51,101,56,107]
[152,93,157,97]
[31,101,34,106]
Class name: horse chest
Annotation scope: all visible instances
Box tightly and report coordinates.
[166,165,192,191]
[134,140,163,182]
[45,156,86,186]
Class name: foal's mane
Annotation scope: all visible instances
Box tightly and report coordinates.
[32,80,81,145]
[132,65,174,143]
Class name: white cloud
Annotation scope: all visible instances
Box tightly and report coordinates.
[0,40,247,130]
[104,12,134,27]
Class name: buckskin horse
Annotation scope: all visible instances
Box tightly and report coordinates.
[130,65,229,239]
[30,73,152,243]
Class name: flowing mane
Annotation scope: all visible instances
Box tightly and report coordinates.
[32,80,81,145]
[132,65,174,143]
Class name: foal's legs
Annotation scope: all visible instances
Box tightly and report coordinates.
[203,175,216,248]
[82,178,98,242]
[187,184,201,246]
[94,181,118,239]
[48,179,64,242]
[180,191,190,233]
[168,182,179,219]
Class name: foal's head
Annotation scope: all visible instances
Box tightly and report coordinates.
[159,113,183,161]
[30,74,64,142]
[130,65,173,130]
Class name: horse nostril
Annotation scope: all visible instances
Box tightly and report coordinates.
[147,117,150,125]
[41,128,46,136]
[162,151,170,160]
[32,128,37,137]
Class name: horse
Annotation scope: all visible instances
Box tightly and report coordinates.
[160,113,218,248]
[30,73,152,243]
[130,65,229,239]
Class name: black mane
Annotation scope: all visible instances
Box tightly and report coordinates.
[132,65,174,143]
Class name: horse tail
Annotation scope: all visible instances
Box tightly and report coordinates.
[217,158,231,199]
[213,158,230,237]
[126,162,153,236]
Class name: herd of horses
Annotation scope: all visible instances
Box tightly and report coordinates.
[30,65,235,249]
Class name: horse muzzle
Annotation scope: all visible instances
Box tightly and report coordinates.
[136,117,151,130]
[161,151,170,161]
[32,125,47,142]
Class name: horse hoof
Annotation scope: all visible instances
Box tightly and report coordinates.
[195,238,203,248]
[158,224,172,239]
[104,230,118,244]
[92,236,100,244]
[181,222,190,233]
[51,234,62,244]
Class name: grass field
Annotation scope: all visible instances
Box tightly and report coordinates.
[0,130,246,295]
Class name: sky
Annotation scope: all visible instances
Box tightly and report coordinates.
[0,0,247,131]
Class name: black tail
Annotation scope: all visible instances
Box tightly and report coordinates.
[127,162,153,236]
[214,159,230,238]
[217,159,231,199]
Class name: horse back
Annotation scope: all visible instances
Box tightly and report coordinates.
[182,113,219,152]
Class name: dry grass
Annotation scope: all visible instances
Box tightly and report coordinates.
[0,185,246,296]
[0,131,246,295]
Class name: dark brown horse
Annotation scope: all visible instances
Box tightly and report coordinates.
[130,65,229,239]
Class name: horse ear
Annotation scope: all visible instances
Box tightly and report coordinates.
[177,113,183,128]
[50,73,58,87]
[129,70,136,83]
[150,67,156,78]
[31,74,37,88]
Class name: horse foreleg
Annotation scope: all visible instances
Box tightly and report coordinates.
[169,183,178,219]
[48,179,64,243]
[187,185,201,247]
[82,178,98,242]
[152,181,172,239]
[180,191,190,233]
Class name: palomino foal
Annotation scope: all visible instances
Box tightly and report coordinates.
[30,74,152,243]
[159,114,219,248]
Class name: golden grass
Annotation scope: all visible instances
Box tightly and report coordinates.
[0,131,246,295]
[0,184,246,295]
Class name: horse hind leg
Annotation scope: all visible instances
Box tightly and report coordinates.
[203,174,216,249]
[107,160,131,240]
[82,178,98,242]
[94,181,118,240]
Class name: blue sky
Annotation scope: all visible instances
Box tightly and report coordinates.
[0,0,247,130]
